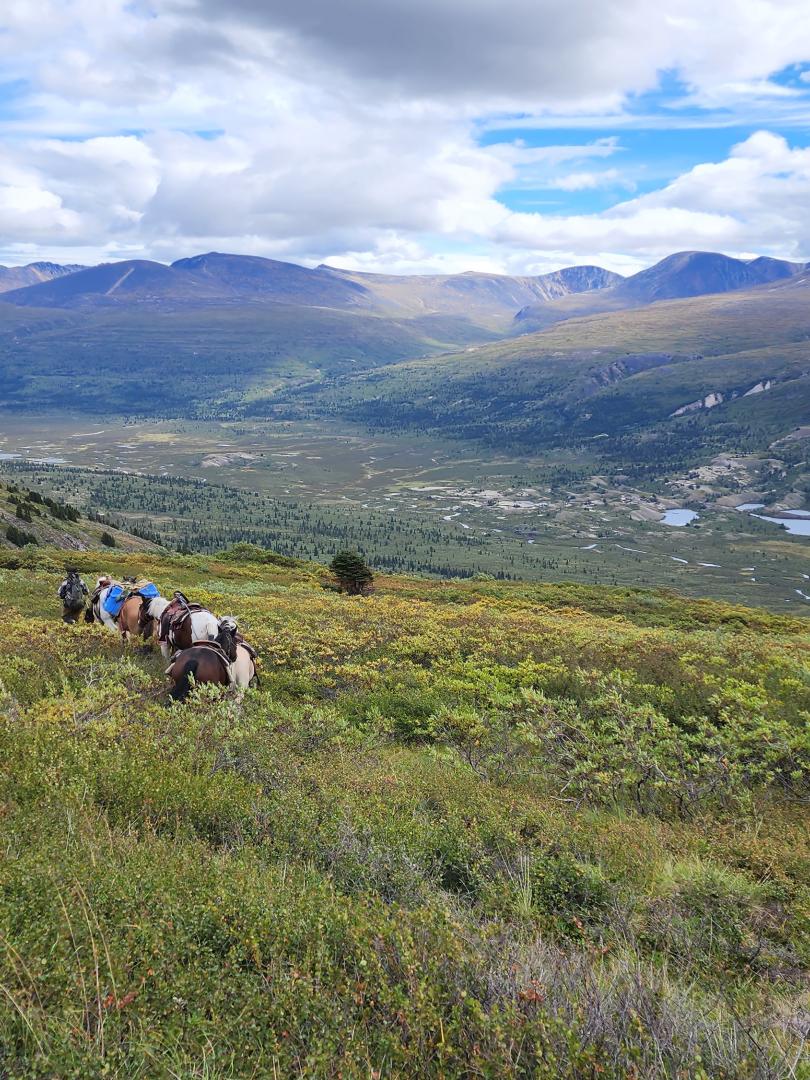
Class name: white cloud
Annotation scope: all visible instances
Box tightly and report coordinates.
[489,133,810,265]
[551,170,625,192]
[0,1,809,271]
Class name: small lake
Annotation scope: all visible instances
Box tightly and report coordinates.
[735,503,810,535]
[753,514,810,536]
[661,508,698,527]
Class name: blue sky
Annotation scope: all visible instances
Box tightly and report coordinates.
[1,1,809,274]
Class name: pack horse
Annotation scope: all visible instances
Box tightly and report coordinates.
[165,616,259,701]
[76,578,259,702]
[87,578,167,642]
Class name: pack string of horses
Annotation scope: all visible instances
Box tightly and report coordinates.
[58,568,259,702]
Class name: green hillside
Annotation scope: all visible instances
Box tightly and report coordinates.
[0,546,807,1077]
[292,277,810,464]
[0,301,497,416]
[0,479,158,554]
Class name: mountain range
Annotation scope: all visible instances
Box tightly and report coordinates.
[2,249,804,327]
[0,261,86,294]
[0,248,808,478]
[513,251,805,330]
[0,252,622,324]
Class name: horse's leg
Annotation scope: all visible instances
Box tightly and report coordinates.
[229,650,255,702]
[169,657,199,702]
[138,617,155,654]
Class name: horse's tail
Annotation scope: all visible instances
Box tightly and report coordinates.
[251,664,261,690]
[170,658,198,702]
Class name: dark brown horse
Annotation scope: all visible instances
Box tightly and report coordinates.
[165,620,240,702]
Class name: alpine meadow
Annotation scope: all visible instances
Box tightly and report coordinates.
[1,1,810,1078]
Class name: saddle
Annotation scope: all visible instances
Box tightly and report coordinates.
[130,581,160,601]
[169,639,234,682]
[236,635,258,661]
[159,592,207,642]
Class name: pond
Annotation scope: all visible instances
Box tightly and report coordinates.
[661,508,698,527]
[753,514,810,536]
[735,503,810,535]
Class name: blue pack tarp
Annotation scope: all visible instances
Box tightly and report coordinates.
[137,582,160,600]
[102,584,126,617]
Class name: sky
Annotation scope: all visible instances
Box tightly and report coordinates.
[1,0,810,275]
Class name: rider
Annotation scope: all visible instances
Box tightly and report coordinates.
[58,567,89,624]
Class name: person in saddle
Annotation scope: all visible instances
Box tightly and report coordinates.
[58,568,89,624]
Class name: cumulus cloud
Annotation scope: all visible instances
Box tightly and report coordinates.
[491,133,810,264]
[0,0,809,271]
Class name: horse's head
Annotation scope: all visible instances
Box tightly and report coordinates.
[216,616,239,662]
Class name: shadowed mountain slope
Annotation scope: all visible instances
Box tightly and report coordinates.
[0,296,500,415]
[0,260,219,308]
[170,252,375,309]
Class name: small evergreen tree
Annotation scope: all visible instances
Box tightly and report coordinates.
[100,531,116,548]
[329,549,373,595]
[6,524,37,547]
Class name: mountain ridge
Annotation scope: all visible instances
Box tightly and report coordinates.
[0,261,86,294]
[2,250,805,329]
[514,250,807,330]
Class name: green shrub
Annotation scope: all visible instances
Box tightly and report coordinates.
[531,851,612,932]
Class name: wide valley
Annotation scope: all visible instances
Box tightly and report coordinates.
[1,411,808,611]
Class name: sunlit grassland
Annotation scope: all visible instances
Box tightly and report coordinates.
[0,546,807,1077]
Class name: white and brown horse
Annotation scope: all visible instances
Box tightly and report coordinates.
[88,579,170,644]
[158,592,220,659]
[117,591,171,645]
[86,577,122,632]
[166,617,259,702]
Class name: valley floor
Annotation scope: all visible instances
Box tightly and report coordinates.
[1,412,808,613]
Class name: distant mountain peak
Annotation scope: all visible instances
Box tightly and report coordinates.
[0,260,86,294]
[514,250,806,330]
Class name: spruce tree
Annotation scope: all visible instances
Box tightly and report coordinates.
[329,550,373,595]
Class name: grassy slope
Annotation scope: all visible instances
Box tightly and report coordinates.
[0,480,159,553]
[298,282,810,453]
[0,546,808,1077]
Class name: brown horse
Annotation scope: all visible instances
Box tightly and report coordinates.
[165,618,259,702]
[158,592,219,658]
[117,595,150,643]
[114,587,169,646]
[165,619,239,702]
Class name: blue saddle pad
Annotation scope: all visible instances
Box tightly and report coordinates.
[102,584,126,617]
[137,582,160,600]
